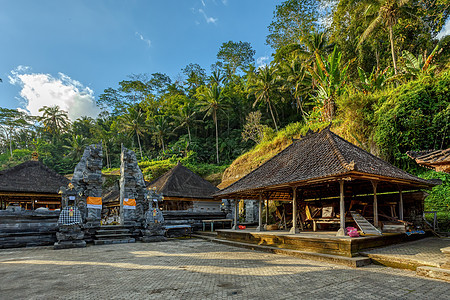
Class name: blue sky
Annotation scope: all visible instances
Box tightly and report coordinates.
[0,0,281,120]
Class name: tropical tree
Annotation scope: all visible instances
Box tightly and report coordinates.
[172,102,201,143]
[150,115,172,153]
[118,106,146,160]
[309,46,353,121]
[63,135,88,160]
[266,0,326,50]
[356,66,393,93]
[358,0,414,74]
[401,43,442,79]
[217,41,256,75]
[198,83,229,164]
[38,105,70,135]
[280,58,313,119]
[0,108,33,157]
[247,65,283,131]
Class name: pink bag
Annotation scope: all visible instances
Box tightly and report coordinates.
[346,226,359,237]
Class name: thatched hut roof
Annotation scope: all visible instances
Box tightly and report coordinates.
[407,149,450,173]
[0,160,69,194]
[149,162,219,200]
[215,127,436,200]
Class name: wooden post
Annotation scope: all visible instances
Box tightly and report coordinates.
[289,187,299,234]
[232,199,238,230]
[372,181,379,227]
[256,194,264,231]
[398,187,404,220]
[265,198,269,225]
[336,180,346,236]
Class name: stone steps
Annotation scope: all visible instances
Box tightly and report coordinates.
[93,226,135,245]
[193,233,371,268]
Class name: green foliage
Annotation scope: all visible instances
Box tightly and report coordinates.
[266,0,327,50]
[374,71,450,167]
[419,170,450,212]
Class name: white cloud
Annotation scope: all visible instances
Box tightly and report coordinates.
[257,56,269,67]
[221,0,228,5]
[135,31,151,47]
[9,67,100,121]
[201,0,206,7]
[199,9,218,24]
[437,19,450,39]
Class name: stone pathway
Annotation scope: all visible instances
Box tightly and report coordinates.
[361,237,450,268]
[0,239,449,300]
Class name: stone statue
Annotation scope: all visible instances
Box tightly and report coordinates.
[141,188,166,242]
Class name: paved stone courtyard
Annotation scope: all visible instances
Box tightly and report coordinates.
[0,239,448,300]
[361,237,449,267]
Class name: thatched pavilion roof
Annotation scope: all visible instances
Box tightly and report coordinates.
[149,162,219,200]
[0,160,69,194]
[407,149,450,173]
[214,127,437,200]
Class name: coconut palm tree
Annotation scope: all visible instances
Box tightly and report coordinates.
[150,115,172,153]
[358,0,413,74]
[38,105,70,135]
[172,102,201,143]
[63,135,88,160]
[247,65,282,131]
[198,83,229,164]
[119,106,146,160]
[280,58,312,120]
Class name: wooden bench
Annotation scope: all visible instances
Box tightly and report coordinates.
[202,219,233,232]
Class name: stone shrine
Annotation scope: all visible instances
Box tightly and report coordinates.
[141,188,166,242]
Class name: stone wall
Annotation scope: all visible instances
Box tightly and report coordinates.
[0,209,59,248]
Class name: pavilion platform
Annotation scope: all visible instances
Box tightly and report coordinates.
[214,229,428,257]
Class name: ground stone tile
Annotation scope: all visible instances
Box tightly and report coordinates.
[0,239,449,299]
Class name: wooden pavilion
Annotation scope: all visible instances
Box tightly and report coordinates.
[149,162,221,212]
[0,160,69,210]
[407,149,450,173]
[214,127,438,236]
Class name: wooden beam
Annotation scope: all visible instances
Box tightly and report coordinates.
[371,180,379,227]
[232,199,238,230]
[289,187,299,234]
[256,194,264,231]
[0,192,62,198]
[398,186,404,220]
[336,180,346,236]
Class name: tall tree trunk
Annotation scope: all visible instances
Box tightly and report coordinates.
[214,111,219,164]
[136,130,143,160]
[9,136,13,157]
[389,25,397,75]
[187,125,191,143]
[267,99,278,132]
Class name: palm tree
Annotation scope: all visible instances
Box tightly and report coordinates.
[38,105,70,135]
[63,135,88,159]
[280,58,312,120]
[358,0,413,74]
[198,83,229,164]
[119,106,146,160]
[172,102,201,143]
[247,65,282,131]
[150,115,172,153]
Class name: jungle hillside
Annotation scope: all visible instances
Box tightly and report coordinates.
[1,0,449,220]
